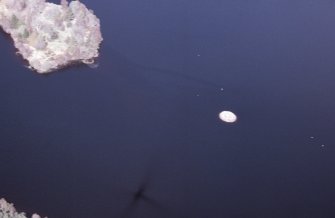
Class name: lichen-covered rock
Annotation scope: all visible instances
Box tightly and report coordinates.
[0,0,103,73]
[0,198,44,218]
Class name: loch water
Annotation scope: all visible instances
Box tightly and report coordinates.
[1,0,335,217]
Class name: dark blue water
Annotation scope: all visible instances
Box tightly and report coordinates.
[1,0,335,217]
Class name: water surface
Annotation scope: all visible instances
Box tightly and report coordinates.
[1,0,335,217]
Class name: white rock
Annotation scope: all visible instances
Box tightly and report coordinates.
[0,0,103,73]
[219,111,237,123]
[0,198,45,218]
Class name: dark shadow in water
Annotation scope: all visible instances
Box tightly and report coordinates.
[120,171,173,218]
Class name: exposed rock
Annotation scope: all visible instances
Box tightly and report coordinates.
[0,0,103,73]
[219,111,237,123]
[0,198,45,218]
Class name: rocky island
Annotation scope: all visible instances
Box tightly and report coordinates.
[0,0,102,73]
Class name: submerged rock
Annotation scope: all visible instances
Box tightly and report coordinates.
[0,0,103,73]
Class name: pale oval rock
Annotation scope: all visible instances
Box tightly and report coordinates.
[219,111,237,123]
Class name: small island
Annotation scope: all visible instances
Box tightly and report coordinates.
[0,0,103,73]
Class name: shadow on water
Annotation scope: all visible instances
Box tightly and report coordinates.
[120,174,173,218]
